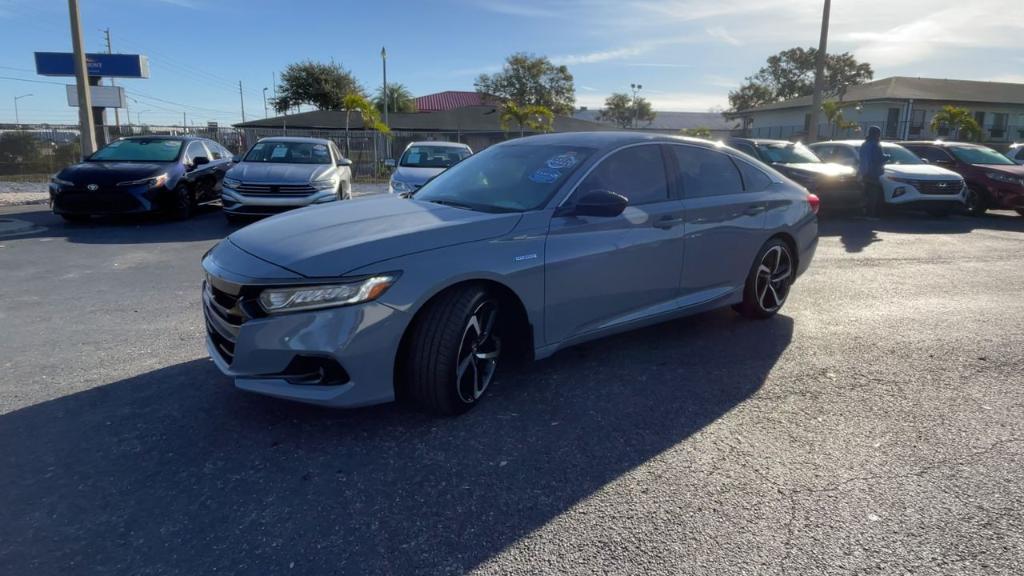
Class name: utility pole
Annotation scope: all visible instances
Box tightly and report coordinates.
[238,80,246,123]
[68,0,96,157]
[103,27,120,130]
[381,46,389,158]
[808,0,831,143]
[630,83,643,129]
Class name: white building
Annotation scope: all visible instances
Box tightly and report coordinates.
[737,76,1024,146]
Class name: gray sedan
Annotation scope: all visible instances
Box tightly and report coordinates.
[202,132,819,415]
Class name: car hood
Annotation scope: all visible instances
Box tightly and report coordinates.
[976,164,1024,177]
[393,166,446,185]
[776,162,856,178]
[883,164,961,179]
[228,195,523,278]
[227,162,332,183]
[58,162,171,186]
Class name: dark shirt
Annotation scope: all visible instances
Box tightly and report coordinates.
[858,140,885,180]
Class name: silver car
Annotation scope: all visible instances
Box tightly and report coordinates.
[388,141,472,194]
[221,137,352,222]
[202,132,818,415]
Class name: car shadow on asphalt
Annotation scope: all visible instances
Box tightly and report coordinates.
[2,205,240,244]
[818,210,1024,253]
[0,309,793,575]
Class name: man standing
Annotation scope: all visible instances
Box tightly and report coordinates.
[858,126,886,218]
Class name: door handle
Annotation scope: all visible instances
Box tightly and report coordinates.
[743,205,765,216]
[653,216,685,229]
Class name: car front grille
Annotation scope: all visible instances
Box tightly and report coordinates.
[234,183,317,196]
[55,190,143,213]
[912,179,963,195]
[203,277,249,365]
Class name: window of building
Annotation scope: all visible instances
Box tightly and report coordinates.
[991,113,1008,140]
[909,109,926,136]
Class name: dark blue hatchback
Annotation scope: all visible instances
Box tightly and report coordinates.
[49,136,234,222]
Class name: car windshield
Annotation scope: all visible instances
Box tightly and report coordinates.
[950,145,1015,165]
[757,142,821,164]
[89,139,183,162]
[244,141,332,164]
[400,145,472,168]
[881,144,924,165]
[414,144,595,213]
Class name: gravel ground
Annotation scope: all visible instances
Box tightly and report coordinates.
[0,181,388,207]
[0,206,1022,575]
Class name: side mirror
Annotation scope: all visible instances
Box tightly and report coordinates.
[337,158,353,167]
[571,190,629,218]
[383,158,397,168]
[232,155,242,163]
[191,156,210,169]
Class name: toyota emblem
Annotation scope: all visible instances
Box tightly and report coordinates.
[87,184,99,191]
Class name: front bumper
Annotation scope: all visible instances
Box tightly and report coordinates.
[50,183,163,215]
[202,275,411,408]
[882,179,966,206]
[221,187,337,215]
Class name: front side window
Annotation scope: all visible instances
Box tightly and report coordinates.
[950,145,1015,166]
[205,141,224,160]
[577,145,669,206]
[670,145,743,198]
[184,141,208,163]
[401,145,472,169]
[244,141,333,164]
[89,138,183,162]
[414,144,594,212]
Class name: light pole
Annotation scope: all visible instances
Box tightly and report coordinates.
[630,83,643,129]
[808,0,831,143]
[262,87,269,118]
[14,93,33,126]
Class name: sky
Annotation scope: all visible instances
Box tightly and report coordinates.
[0,0,1021,126]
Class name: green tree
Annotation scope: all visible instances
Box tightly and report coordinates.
[475,53,575,116]
[340,93,389,155]
[597,92,656,128]
[373,83,416,114]
[679,127,712,139]
[727,47,873,115]
[821,100,860,137]
[499,102,554,137]
[274,60,364,113]
[0,131,40,164]
[930,105,981,141]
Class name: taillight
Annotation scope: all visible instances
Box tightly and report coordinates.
[807,193,820,215]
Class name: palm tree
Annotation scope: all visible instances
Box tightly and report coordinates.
[499,102,554,138]
[373,83,416,114]
[340,93,389,155]
[821,101,859,138]
[930,105,982,141]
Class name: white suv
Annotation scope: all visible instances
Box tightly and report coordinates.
[809,140,966,214]
[1005,143,1024,165]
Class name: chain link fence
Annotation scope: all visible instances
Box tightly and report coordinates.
[1,124,532,183]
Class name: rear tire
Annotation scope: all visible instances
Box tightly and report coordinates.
[403,286,501,416]
[965,187,987,216]
[734,238,795,319]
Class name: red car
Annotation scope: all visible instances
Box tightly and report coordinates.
[903,141,1024,216]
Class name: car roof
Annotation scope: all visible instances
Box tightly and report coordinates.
[118,135,199,142]
[497,131,724,153]
[728,137,800,146]
[405,141,471,148]
[256,136,334,145]
[903,140,987,149]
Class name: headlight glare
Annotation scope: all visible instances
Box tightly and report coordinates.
[118,173,168,188]
[311,177,339,191]
[390,179,413,193]
[258,275,398,313]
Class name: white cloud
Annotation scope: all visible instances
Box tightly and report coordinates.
[706,26,742,46]
[577,90,727,112]
[553,46,648,65]
[477,1,558,18]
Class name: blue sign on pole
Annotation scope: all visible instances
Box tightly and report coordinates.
[34,52,150,78]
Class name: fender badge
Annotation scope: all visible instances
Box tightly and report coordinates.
[514,254,538,262]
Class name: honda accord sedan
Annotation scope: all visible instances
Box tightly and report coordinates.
[50,136,232,222]
[202,132,818,415]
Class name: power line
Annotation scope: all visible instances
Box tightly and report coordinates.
[0,75,68,86]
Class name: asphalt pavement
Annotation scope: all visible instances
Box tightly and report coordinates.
[1,204,1022,575]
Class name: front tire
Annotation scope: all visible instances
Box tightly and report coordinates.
[171,186,195,220]
[965,187,987,216]
[734,238,794,319]
[404,286,501,416]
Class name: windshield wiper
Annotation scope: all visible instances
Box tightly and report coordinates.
[427,199,477,211]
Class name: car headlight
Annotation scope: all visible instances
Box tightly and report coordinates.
[52,177,74,187]
[117,173,168,188]
[258,274,398,314]
[985,172,1024,186]
[390,179,413,193]
[311,176,340,191]
[223,177,241,188]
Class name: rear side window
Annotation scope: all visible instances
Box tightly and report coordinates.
[735,160,773,192]
[577,144,669,205]
[907,146,952,164]
[669,145,743,198]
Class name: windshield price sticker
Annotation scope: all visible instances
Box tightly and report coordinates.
[529,168,562,184]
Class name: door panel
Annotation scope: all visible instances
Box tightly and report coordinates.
[544,144,686,344]
[667,145,767,300]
